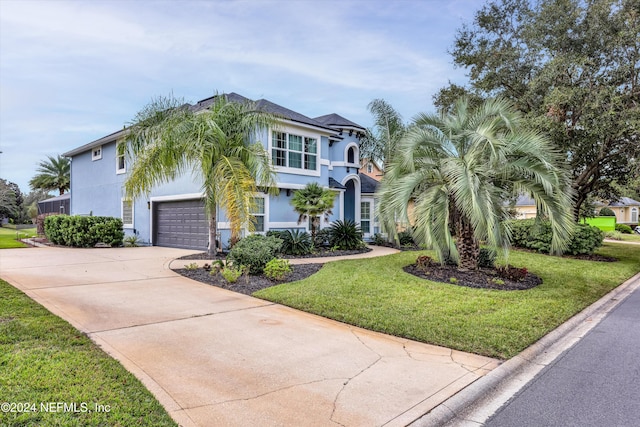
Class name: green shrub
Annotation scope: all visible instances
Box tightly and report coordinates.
[478,248,496,268]
[371,233,388,246]
[279,230,312,255]
[509,219,603,255]
[264,258,292,281]
[397,230,414,246]
[124,233,141,247]
[266,230,286,239]
[313,228,331,248]
[615,224,633,234]
[44,215,124,247]
[598,207,616,216]
[221,265,244,283]
[327,219,364,250]
[228,234,282,274]
[605,231,623,240]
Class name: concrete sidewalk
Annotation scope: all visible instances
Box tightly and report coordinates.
[0,246,497,427]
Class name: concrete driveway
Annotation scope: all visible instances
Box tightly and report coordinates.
[0,246,498,427]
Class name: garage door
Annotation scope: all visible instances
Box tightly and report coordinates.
[153,199,209,250]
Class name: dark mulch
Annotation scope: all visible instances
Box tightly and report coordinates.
[403,264,543,291]
[175,263,324,295]
[565,253,618,262]
[178,247,371,261]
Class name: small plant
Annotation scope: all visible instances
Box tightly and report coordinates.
[615,224,633,234]
[279,229,313,256]
[605,231,623,240]
[123,233,141,247]
[397,230,414,247]
[313,228,331,249]
[202,263,211,271]
[496,265,528,281]
[228,234,282,274]
[371,233,388,246]
[478,248,496,268]
[264,258,292,281]
[449,277,458,284]
[327,219,364,250]
[184,262,199,270]
[221,265,244,283]
[490,277,505,286]
[416,255,433,271]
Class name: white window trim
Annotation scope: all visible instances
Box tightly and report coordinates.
[121,199,134,228]
[116,143,126,174]
[344,142,359,167]
[250,194,268,234]
[92,145,102,161]
[632,207,638,223]
[269,126,321,177]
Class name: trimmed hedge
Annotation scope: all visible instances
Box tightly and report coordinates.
[45,215,124,247]
[510,219,603,255]
[615,224,633,234]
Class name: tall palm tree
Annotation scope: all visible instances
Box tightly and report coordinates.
[291,182,335,244]
[122,94,279,255]
[29,155,70,195]
[359,98,406,173]
[378,97,574,270]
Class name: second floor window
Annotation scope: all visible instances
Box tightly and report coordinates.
[272,131,317,171]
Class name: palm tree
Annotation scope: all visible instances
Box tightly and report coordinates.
[378,97,574,270]
[291,183,335,244]
[29,155,70,195]
[359,98,406,173]
[122,94,279,255]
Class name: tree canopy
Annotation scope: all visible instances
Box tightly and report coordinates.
[290,182,335,242]
[29,155,70,196]
[439,0,640,219]
[378,97,574,269]
[358,99,406,172]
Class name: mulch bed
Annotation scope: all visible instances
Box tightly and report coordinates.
[178,247,371,261]
[403,264,543,291]
[175,263,323,295]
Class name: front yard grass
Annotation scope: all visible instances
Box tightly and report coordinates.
[255,243,640,359]
[0,227,36,249]
[0,279,177,426]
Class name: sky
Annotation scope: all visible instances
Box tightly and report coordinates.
[0,0,480,193]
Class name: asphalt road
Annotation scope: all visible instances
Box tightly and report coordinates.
[485,283,640,427]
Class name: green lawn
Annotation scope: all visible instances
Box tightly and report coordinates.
[0,279,177,427]
[255,243,640,359]
[0,227,36,249]
[619,233,640,243]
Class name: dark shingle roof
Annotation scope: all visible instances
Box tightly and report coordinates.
[609,197,640,206]
[328,177,347,190]
[314,113,365,130]
[359,173,379,194]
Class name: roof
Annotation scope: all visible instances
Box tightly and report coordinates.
[328,177,346,190]
[314,113,365,130]
[359,173,379,194]
[38,193,71,203]
[609,197,640,207]
[63,128,126,157]
[514,194,535,206]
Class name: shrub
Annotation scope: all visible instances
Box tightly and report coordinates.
[604,231,623,240]
[266,230,286,239]
[416,255,433,271]
[397,230,414,246]
[327,219,364,250]
[509,219,603,255]
[220,265,244,283]
[615,224,633,234]
[228,234,282,274]
[496,265,528,281]
[313,228,331,248]
[371,233,388,246]
[184,262,199,270]
[478,248,496,269]
[44,215,124,247]
[124,233,142,247]
[598,207,616,216]
[279,230,313,256]
[264,258,292,281]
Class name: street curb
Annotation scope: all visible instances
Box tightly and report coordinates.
[409,271,640,427]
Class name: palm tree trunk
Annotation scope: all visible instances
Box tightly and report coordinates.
[456,216,479,270]
[208,211,218,257]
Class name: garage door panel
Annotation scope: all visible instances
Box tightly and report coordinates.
[154,200,208,250]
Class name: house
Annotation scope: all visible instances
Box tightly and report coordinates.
[512,194,537,219]
[63,93,374,250]
[360,158,383,180]
[602,197,640,225]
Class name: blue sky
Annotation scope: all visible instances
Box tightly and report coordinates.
[0,0,478,193]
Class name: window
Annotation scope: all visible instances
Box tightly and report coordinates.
[122,199,133,228]
[347,147,356,164]
[272,131,317,171]
[92,146,102,161]
[632,207,638,223]
[367,163,373,173]
[361,201,371,234]
[116,144,126,174]
[250,197,265,232]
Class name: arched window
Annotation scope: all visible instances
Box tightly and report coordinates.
[347,146,355,164]
[632,207,638,223]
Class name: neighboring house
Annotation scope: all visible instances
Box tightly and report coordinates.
[37,193,71,215]
[63,93,368,250]
[360,158,383,180]
[602,197,640,225]
[512,194,537,219]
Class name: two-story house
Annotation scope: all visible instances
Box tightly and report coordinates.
[63,93,379,250]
